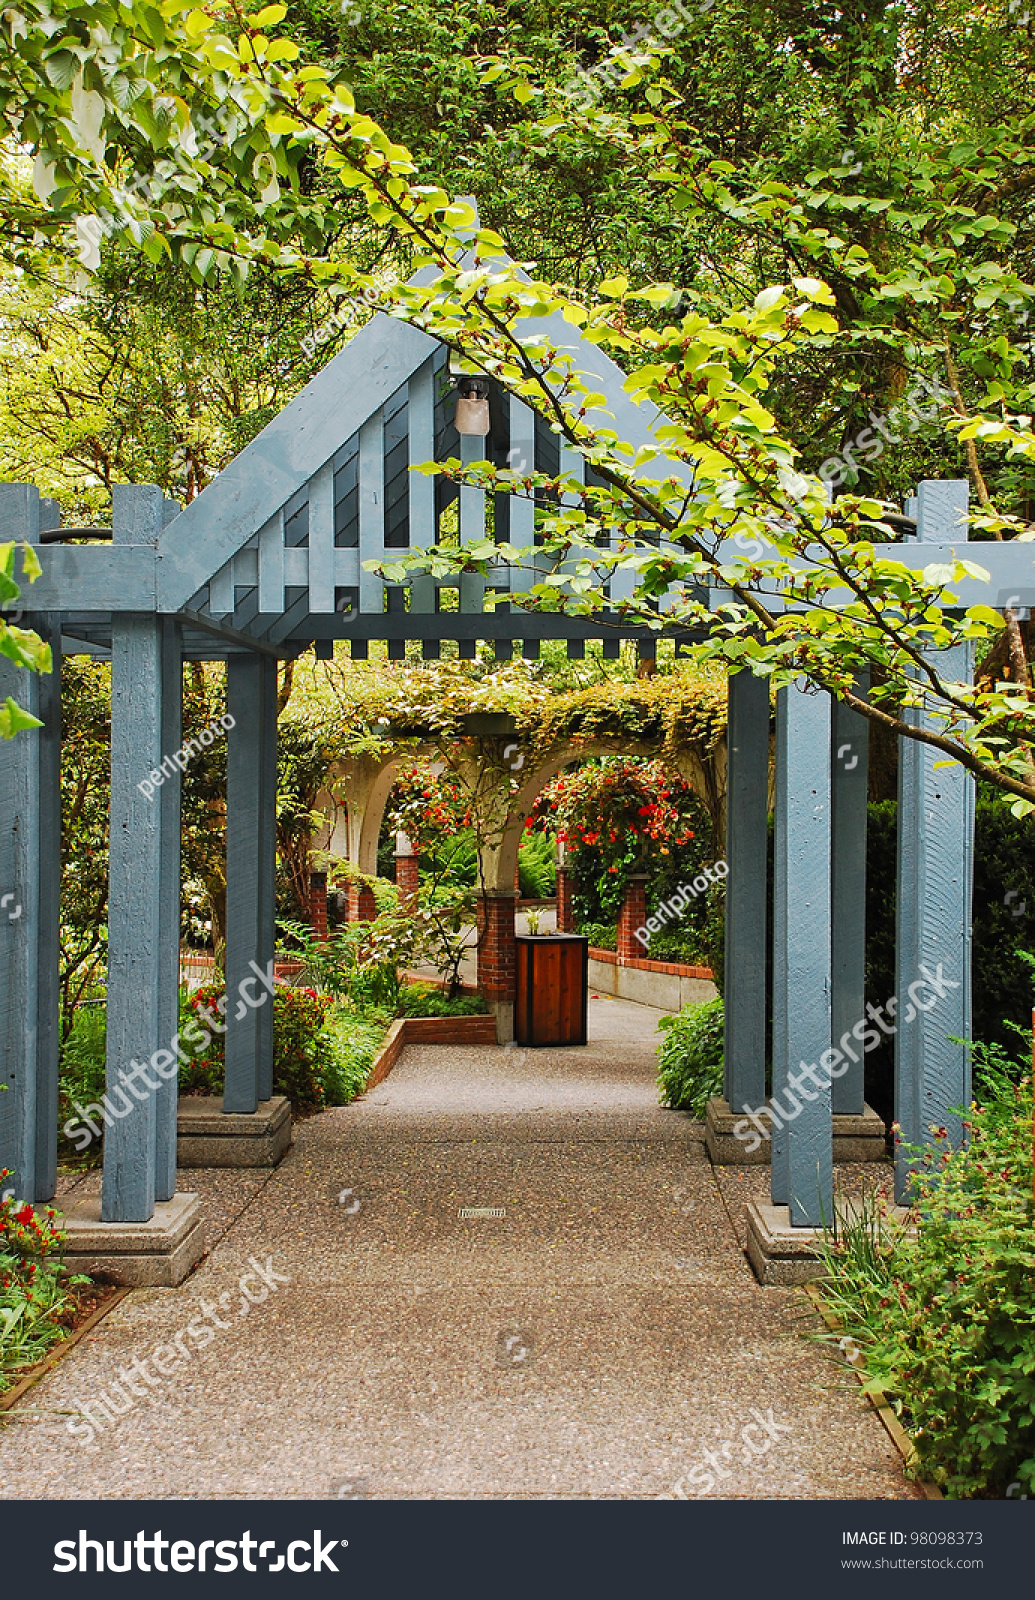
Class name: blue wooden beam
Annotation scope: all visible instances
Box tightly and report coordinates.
[257,654,278,1103]
[224,655,265,1113]
[894,481,974,1202]
[723,669,769,1113]
[158,316,437,611]
[103,485,166,1221]
[32,610,61,1202]
[771,690,789,1206]
[772,681,834,1226]
[155,618,182,1202]
[0,485,61,1202]
[830,681,869,1115]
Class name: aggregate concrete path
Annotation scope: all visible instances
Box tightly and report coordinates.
[0,995,917,1500]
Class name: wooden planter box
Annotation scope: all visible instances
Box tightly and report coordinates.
[515,933,589,1047]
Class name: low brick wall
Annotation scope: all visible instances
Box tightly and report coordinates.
[587,947,717,1011]
[365,1013,497,1092]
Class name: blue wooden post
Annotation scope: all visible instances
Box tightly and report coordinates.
[103,485,167,1222]
[723,669,769,1113]
[772,680,834,1225]
[830,682,869,1115]
[225,655,265,1113]
[0,485,61,1202]
[257,654,278,1103]
[155,618,182,1201]
[771,688,789,1204]
[32,607,61,1202]
[895,480,973,1201]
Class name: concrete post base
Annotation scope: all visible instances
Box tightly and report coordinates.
[58,1192,205,1287]
[489,999,514,1045]
[705,1096,887,1165]
[745,1198,914,1286]
[176,1095,292,1168]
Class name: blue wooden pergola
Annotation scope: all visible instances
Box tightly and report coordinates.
[0,297,1025,1239]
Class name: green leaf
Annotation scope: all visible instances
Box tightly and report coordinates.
[0,697,44,740]
[19,545,41,583]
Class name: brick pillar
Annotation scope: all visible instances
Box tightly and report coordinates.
[348,880,377,921]
[514,861,522,897]
[556,866,573,932]
[617,874,648,964]
[395,848,419,906]
[309,871,328,942]
[477,891,517,1042]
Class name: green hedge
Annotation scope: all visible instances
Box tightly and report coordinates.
[816,1050,1035,1498]
[656,997,725,1118]
[396,983,487,1017]
[863,790,1035,1120]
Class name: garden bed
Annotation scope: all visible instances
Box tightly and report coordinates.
[0,1283,130,1408]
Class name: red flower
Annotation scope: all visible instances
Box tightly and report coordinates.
[13,1204,33,1225]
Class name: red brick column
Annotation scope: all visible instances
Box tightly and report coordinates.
[514,861,522,897]
[348,880,377,921]
[556,865,573,932]
[309,871,328,942]
[477,892,517,1040]
[617,874,648,964]
[395,849,419,906]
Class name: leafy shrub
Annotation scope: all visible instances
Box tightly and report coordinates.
[518,829,556,898]
[58,1001,107,1162]
[396,983,487,1017]
[532,758,725,977]
[178,982,358,1109]
[277,919,400,1009]
[1,1179,87,1387]
[323,1003,389,1102]
[645,927,713,968]
[864,791,1035,1123]
[816,1046,1035,1499]
[656,997,725,1118]
[579,921,617,950]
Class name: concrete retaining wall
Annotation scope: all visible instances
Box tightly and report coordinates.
[587,949,717,1011]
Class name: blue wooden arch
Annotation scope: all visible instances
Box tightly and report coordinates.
[1,286,1030,1240]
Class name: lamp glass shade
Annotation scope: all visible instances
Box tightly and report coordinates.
[455,395,490,436]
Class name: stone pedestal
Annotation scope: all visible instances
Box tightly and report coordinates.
[58,1192,204,1287]
[745,1197,914,1287]
[705,1096,887,1165]
[176,1095,292,1168]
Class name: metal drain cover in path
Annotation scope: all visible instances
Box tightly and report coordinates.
[458,1206,506,1219]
